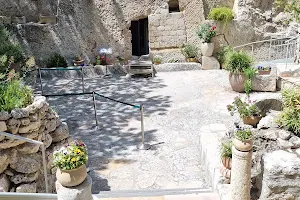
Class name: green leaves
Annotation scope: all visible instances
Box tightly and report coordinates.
[235,129,252,141]
[208,7,235,27]
[181,44,199,58]
[224,50,253,74]
[0,80,33,112]
[197,24,217,43]
[278,89,300,135]
[276,0,300,23]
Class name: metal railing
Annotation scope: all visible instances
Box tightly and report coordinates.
[0,132,48,193]
[233,35,299,66]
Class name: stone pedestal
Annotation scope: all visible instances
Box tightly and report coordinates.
[231,147,252,200]
[201,56,220,70]
[56,175,93,200]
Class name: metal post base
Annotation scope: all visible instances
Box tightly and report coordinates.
[137,143,151,150]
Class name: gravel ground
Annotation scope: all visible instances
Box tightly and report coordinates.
[37,70,238,193]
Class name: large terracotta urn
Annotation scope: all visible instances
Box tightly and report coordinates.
[56,164,87,187]
[229,72,247,92]
[243,116,262,126]
[201,43,214,56]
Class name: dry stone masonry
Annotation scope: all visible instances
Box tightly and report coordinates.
[0,96,72,193]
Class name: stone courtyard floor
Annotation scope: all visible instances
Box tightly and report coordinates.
[39,70,238,193]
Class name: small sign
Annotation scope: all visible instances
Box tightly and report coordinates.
[99,48,112,54]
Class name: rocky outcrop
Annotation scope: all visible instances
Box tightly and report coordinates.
[0,96,71,193]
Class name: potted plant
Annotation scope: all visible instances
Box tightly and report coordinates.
[224,50,253,92]
[233,128,253,152]
[153,55,162,65]
[197,24,217,56]
[182,44,198,62]
[227,96,262,126]
[53,140,88,187]
[257,65,271,75]
[220,140,232,179]
[73,55,84,66]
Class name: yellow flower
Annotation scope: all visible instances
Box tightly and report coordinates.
[76,149,82,154]
[71,158,77,163]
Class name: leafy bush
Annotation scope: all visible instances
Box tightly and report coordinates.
[235,129,252,141]
[182,44,199,58]
[197,24,217,43]
[0,80,33,112]
[216,46,233,65]
[224,50,253,74]
[221,140,232,158]
[208,7,235,26]
[0,26,24,63]
[46,53,68,68]
[277,89,300,135]
[168,58,179,63]
[276,0,300,23]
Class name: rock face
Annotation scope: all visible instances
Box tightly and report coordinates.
[0,96,71,193]
[261,150,300,199]
[201,56,220,70]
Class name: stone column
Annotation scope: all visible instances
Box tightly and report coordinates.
[231,147,252,200]
[56,175,93,200]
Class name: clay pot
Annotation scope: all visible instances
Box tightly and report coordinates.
[233,138,253,152]
[201,43,214,56]
[56,164,87,187]
[221,157,232,170]
[258,70,271,75]
[229,72,247,92]
[73,60,84,66]
[187,57,197,62]
[220,166,231,180]
[154,61,161,65]
[243,116,262,126]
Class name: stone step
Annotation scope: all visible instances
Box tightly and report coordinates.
[98,193,220,200]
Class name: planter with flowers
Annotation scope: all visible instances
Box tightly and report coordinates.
[73,56,84,66]
[220,140,232,179]
[233,128,253,152]
[53,140,88,187]
[197,24,217,56]
[257,65,271,75]
[227,96,262,126]
[95,55,110,66]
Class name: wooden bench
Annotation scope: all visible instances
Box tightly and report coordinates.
[128,60,154,77]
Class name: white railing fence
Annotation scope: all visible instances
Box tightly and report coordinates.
[233,35,299,66]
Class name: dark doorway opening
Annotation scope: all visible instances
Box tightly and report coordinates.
[169,0,180,13]
[131,18,149,56]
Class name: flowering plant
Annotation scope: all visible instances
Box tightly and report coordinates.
[227,96,262,118]
[96,55,110,65]
[257,66,271,71]
[197,24,217,43]
[53,140,88,170]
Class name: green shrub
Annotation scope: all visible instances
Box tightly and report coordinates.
[182,44,199,58]
[278,89,300,135]
[0,80,33,112]
[224,50,253,74]
[208,7,235,26]
[216,46,233,64]
[0,26,24,63]
[46,53,68,68]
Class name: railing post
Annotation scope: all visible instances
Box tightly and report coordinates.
[39,68,44,96]
[286,44,290,69]
[41,144,49,193]
[251,44,254,57]
[137,105,151,150]
[81,67,85,93]
[92,92,99,128]
[269,40,272,60]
